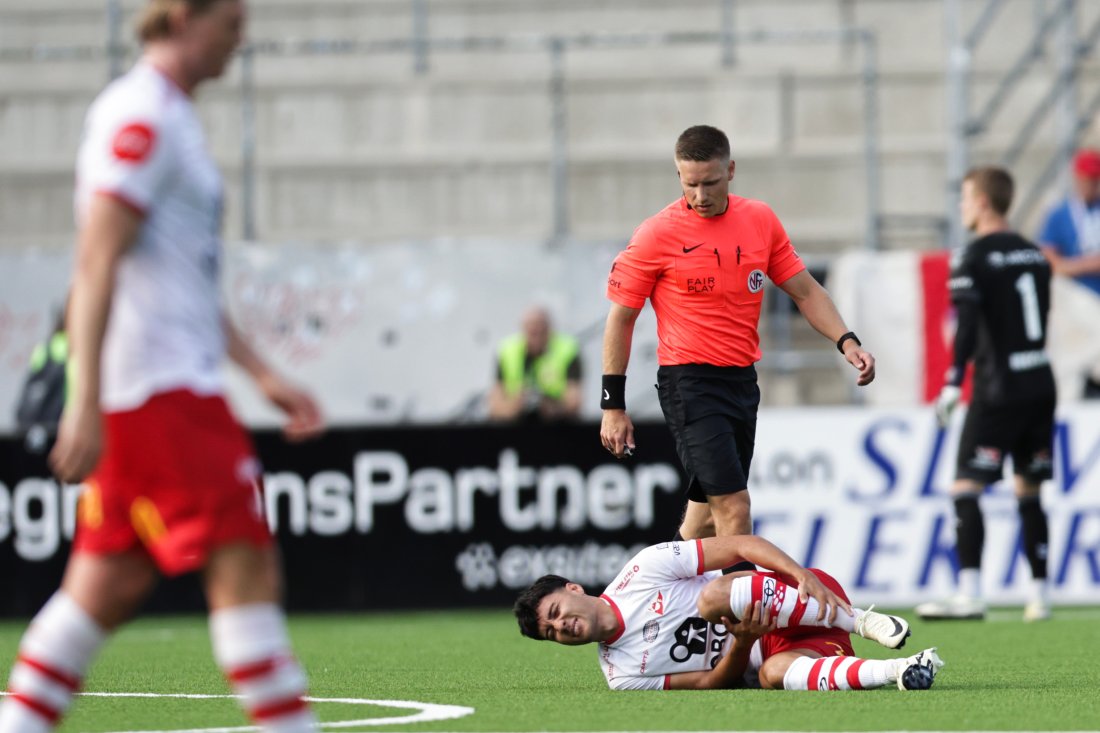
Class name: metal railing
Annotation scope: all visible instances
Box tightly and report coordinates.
[944,0,1100,247]
[233,27,883,248]
[0,1,884,250]
[0,0,885,407]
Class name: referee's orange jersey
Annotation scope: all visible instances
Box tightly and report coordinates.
[606,195,805,367]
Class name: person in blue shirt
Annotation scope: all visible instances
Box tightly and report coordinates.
[1038,148,1100,397]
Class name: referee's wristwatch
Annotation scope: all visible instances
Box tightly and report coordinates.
[836,331,861,354]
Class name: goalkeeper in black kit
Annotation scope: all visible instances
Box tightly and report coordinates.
[919,166,1056,622]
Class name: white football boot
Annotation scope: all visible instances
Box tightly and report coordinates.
[1023,600,1052,622]
[895,647,945,690]
[854,604,911,649]
[915,595,986,621]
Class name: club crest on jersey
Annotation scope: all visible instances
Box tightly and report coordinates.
[747,269,765,293]
[643,620,660,642]
[112,122,156,163]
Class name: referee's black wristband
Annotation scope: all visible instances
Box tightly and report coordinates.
[836,331,861,354]
[600,374,627,410]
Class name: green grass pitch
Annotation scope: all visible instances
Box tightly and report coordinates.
[1,607,1098,732]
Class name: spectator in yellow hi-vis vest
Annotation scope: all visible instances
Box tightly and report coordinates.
[489,306,582,423]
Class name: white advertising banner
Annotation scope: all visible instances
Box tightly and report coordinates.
[0,407,1097,610]
[748,404,1100,608]
[0,240,640,433]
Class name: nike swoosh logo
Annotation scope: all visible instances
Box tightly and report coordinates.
[682,243,704,253]
[880,611,906,642]
[603,389,611,400]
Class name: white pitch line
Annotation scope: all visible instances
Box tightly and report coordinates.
[0,691,474,733]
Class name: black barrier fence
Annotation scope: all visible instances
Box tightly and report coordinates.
[0,423,687,617]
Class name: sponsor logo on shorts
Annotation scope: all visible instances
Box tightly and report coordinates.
[130,496,168,544]
[1027,449,1053,474]
[643,619,660,642]
[971,446,1003,470]
[78,481,103,530]
[747,269,765,293]
[111,122,156,162]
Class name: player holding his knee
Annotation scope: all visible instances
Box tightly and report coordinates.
[514,534,943,692]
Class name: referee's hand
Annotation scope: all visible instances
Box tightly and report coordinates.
[600,409,636,459]
[844,345,876,386]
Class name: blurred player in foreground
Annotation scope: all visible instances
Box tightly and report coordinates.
[514,535,943,692]
[0,2,324,732]
[922,166,1056,623]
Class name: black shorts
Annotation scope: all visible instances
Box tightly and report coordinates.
[956,396,1056,485]
[656,364,760,502]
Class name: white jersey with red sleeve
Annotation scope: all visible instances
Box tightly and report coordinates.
[75,61,226,412]
[596,540,759,690]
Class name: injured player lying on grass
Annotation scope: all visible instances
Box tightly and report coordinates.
[514,534,944,691]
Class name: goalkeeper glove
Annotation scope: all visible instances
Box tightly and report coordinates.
[934,385,962,428]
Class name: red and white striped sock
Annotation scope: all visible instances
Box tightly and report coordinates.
[728,575,859,632]
[782,655,894,691]
[210,603,316,733]
[0,592,107,733]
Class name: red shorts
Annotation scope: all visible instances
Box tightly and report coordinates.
[758,569,855,659]
[74,389,272,576]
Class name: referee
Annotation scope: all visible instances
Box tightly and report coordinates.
[599,125,875,547]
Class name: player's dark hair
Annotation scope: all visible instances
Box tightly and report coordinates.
[513,574,570,640]
[675,125,731,162]
[137,0,231,42]
[965,166,1015,215]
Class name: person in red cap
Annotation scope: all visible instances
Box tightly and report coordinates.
[1037,147,1100,397]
